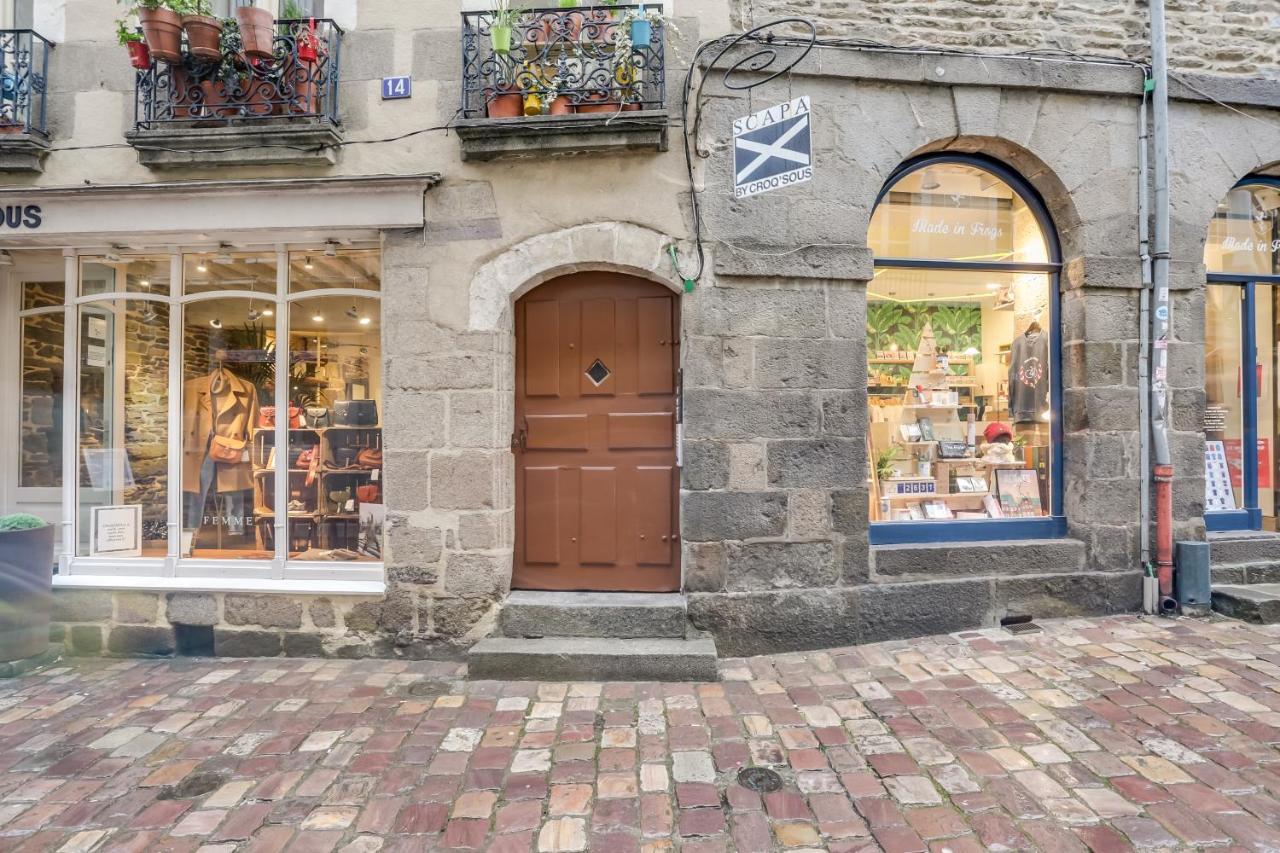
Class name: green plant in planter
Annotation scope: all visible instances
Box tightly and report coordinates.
[873,447,898,484]
[0,514,46,532]
[116,19,145,44]
[282,0,309,17]
[490,0,523,54]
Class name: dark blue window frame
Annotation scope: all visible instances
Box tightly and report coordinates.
[868,154,1066,545]
[1204,176,1280,533]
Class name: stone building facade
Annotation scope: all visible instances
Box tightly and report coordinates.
[1,0,1277,664]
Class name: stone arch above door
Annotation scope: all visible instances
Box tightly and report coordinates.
[468,222,686,332]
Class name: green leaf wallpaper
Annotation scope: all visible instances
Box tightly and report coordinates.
[867,301,983,381]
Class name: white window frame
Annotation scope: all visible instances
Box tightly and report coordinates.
[56,242,384,593]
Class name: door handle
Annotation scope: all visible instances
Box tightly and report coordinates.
[512,422,528,452]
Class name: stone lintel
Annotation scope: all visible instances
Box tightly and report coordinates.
[713,243,874,280]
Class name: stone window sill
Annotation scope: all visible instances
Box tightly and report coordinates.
[0,131,51,173]
[454,110,668,162]
[124,122,344,169]
[53,573,384,597]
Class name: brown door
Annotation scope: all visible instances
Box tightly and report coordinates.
[514,273,680,592]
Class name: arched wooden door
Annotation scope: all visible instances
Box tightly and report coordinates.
[513,272,680,592]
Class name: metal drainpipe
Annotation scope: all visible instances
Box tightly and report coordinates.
[1149,0,1177,614]
[1138,83,1153,591]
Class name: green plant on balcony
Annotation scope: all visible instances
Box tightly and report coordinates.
[490,0,524,54]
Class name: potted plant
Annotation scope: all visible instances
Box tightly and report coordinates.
[490,0,520,54]
[874,447,898,486]
[0,514,55,664]
[117,20,151,69]
[622,5,663,49]
[236,2,276,61]
[181,0,224,62]
[123,0,184,64]
[485,80,523,118]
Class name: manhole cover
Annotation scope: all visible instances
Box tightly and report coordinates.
[406,679,452,699]
[157,771,225,801]
[737,767,783,793]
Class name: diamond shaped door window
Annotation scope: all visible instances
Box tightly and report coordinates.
[586,359,610,386]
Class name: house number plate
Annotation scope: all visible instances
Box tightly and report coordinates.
[382,76,412,100]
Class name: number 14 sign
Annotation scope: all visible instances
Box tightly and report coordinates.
[382,76,412,100]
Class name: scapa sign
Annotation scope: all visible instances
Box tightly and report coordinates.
[732,96,812,199]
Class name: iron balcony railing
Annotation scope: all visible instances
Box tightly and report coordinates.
[461,5,665,119]
[0,30,52,137]
[134,18,342,131]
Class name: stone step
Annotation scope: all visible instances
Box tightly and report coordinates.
[1212,584,1280,624]
[467,636,718,682]
[500,591,688,639]
[1209,533,1280,567]
[1212,563,1280,586]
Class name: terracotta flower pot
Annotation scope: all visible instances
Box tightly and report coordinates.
[236,6,277,61]
[127,40,151,70]
[182,15,223,62]
[137,6,183,64]
[194,78,236,126]
[281,56,320,115]
[548,95,574,115]
[485,86,523,118]
[575,91,621,114]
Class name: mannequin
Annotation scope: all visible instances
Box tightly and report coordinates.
[181,363,260,549]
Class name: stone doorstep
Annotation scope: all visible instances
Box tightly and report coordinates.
[0,643,62,679]
[467,636,718,682]
[499,591,689,639]
[1212,584,1280,624]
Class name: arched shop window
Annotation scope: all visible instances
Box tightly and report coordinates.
[1204,179,1280,531]
[866,156,1063,544]
[58,246,384,582]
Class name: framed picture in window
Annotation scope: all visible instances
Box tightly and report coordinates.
[996,468,1042,517]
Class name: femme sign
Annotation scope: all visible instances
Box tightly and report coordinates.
[732,96,813,199]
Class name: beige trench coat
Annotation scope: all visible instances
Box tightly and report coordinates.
[182,368,260,494]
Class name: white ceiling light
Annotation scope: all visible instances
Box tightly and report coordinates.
[214,244,234,264]
[359,317,371,326]
[920,169,941,191]
[209,318,222,329]
[304,256,314,270]
[312,313,324,323]
[196,258,208,273]
[323,241,338,258]
[0,250,12,266]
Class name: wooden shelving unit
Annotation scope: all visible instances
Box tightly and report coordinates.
[250,423,383,552]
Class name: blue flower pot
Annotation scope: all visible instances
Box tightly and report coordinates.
[630,19,651,48]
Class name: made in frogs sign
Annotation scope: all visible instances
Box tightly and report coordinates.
[732,96,812,199]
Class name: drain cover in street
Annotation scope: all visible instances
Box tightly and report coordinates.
[157,771,225,800]
[406,679,453,698]
[737,767,783,793]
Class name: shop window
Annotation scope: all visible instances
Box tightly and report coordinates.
[184,251,276,296]
[19,281,64,489]
[181,296,276,559]
[1204,180,1280,531]
[76,298,170,558]
[866,158,1061,540]
[60,246,382,580]
[287,293,383,562]
[290,248,379,293]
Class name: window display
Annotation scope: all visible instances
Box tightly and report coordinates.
[65,247,383,570]
[181,293,276,559]
[19,282,64,488]
[867,160,1057,526]
[1203,180,1280,530]
[75,291,170,557]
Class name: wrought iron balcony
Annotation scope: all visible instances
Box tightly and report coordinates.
[0,29,52,172]
[456,5,668,160]
[127,18,343,168]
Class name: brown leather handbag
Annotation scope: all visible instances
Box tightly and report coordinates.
[356,484,380,503]
[356,448,382,469]
[209,435,246,463]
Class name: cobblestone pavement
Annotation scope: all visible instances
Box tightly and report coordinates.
[3,616,1280,852]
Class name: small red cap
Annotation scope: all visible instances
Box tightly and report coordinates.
[984,422,1013,443]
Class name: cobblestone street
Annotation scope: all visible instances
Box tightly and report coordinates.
[2,615,1280,852]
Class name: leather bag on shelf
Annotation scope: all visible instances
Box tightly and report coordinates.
[356,448,383,469]
[334,399,378,426]
[305,407,332,429]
